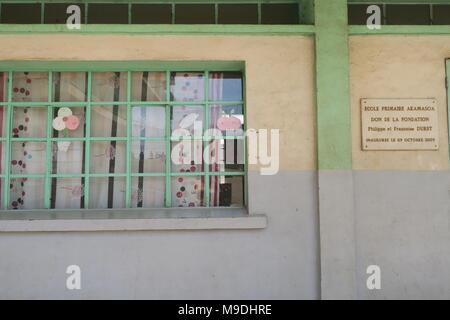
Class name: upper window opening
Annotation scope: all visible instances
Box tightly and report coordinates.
[348,3,450,26]
[0,1,304,25]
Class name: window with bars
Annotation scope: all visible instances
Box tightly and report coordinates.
[0,66,246,210]
[348,3,450,25]
[0,1,301,25]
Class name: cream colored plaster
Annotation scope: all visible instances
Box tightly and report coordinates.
[350,36,450,171]
[0,34,316,171]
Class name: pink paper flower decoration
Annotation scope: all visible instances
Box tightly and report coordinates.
[52,108,80,131]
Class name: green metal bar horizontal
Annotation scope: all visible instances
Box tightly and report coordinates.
[349,25,450,34]
[170,136,245,140]
[0,101,244,106]
[0,24,315,36]
[0,60,245,72]
[8,136,244,141]
[170,171,245,176]
[10,174,46,178]
[8,172,244,178]
[130,173,167,177]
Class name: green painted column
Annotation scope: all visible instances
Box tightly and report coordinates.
[315,0,352,170]
[315,0,357,299]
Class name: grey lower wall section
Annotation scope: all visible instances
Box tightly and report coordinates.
[0,171,320,300]
[354,170,450,300]
[1,170,448,299]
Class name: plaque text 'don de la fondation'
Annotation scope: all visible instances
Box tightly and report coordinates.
[361,99,439,151]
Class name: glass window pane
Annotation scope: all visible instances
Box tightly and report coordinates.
[132,140,166,173]
[11,142,46,174]
[218,4,258,24]
[132,106,165,137]
[208,139,245,173]
[88,4,128,24]
[210,175,244,207]
[89,177,126,209]
[209,104,244,135]
[13,107,47,138]
[91,105,126,137]
[131,176,165,208]
[171,176,204,207]
[92,72,128,102]
[175,4,214,24]
[261,4,299,24]
[170,72,204,102]
[132,71,166,101]
[386,5,430,25]
[9,178,45,209]
[132,4,172,24]
[90,140,126,174]
[51,141,84,174]
[1,4,41,24]
[52,106,86,138]
[433,5,450,25]
[171,105,204,136]
[12,72,48,102]
[171,140,203,173]
[52,178,85,209]
[44,3,85,24]
[209,72,243,101]
[53,72,87,102]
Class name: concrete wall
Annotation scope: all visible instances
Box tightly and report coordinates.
[349,36,450,299]
[1,34,449,300]
[0,35,319,299]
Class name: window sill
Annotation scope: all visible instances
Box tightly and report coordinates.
[0,208,267,232]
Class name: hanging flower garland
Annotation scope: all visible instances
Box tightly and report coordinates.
[52,107,80,151]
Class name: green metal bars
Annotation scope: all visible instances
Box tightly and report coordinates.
[0,1,305,25]
[0,66,246,210]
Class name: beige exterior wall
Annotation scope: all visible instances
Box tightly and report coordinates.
[350,35,450,171]
[0,34,317,172]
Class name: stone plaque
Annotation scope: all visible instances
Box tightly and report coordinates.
[361,99,439,150]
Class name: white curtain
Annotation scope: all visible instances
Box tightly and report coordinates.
[3,71,229,209]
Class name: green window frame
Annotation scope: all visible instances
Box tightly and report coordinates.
[0,61,247,210]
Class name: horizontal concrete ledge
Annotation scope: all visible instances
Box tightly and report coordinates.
[0,208,267,232]
[0,24,316,36]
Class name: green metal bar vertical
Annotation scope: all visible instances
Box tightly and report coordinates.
[165,70,171,207]
[257,3,262,24]
[128,3,132,24]
[84,2,88,25]
[83,72,92,208]
[44,71,53,209]
[40,2,45,24]
[171,3,175,24]
[214,3,218,24]
[203,71,210,207]
[315,0,352,170]
[3,71,13,209]
[125,71,132,207]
